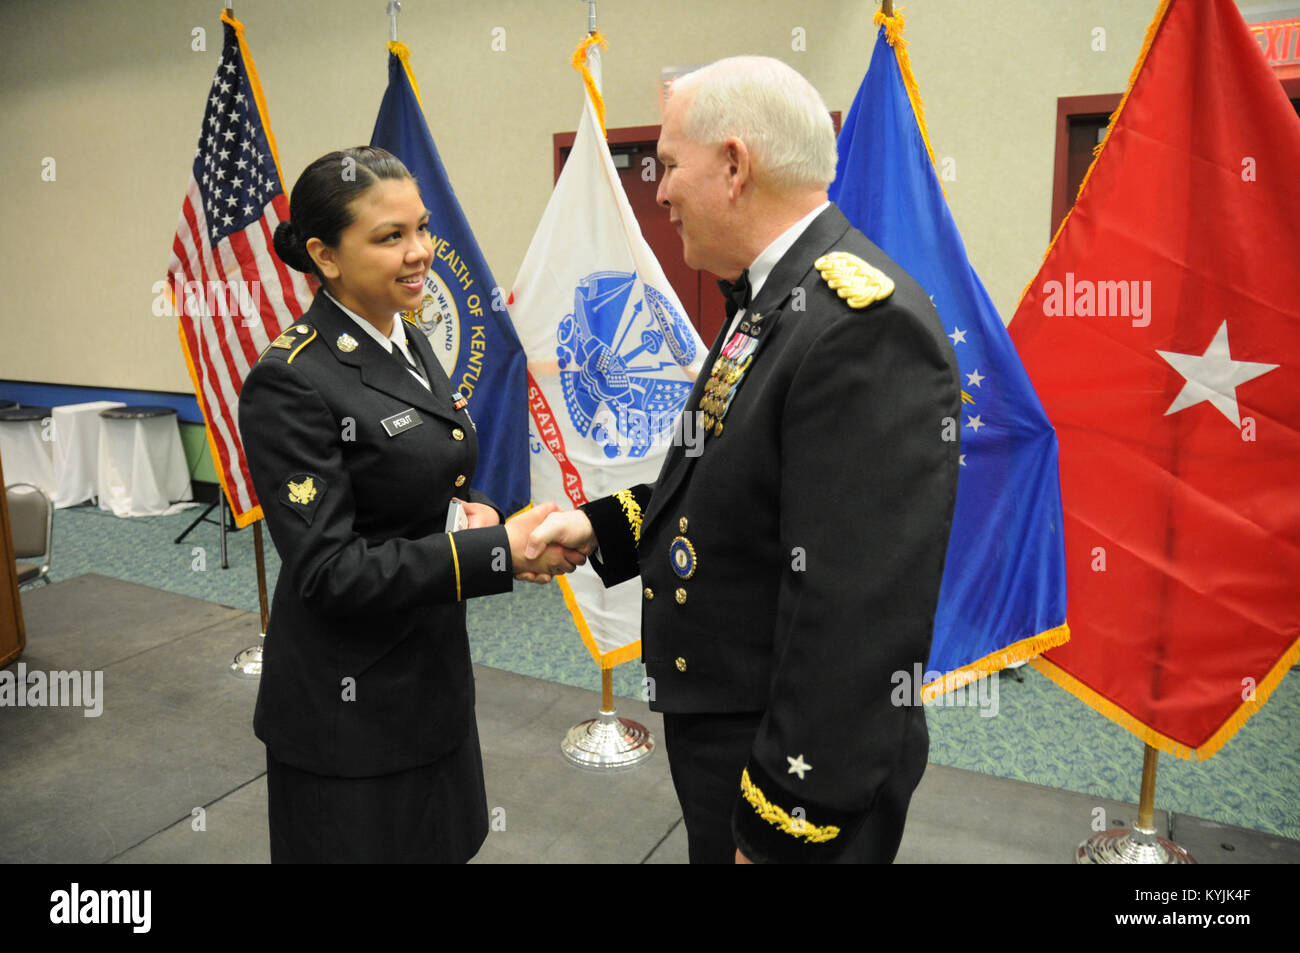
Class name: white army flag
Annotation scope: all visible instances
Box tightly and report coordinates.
[510,66,703,667]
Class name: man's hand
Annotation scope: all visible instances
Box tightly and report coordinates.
[505,502,589,584]
[524,509,597,562]
[735,848,753,864]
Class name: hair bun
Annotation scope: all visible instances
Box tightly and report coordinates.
[272,220,314,274]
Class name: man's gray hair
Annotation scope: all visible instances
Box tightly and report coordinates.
[673,56,837,192]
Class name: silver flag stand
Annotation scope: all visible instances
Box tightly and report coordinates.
[1076,745,1196,863]
[562,669,654,769]
[230,634,264,679]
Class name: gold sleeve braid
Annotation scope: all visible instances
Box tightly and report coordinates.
[740,768,841,844]
[448,533,462,601]
[613,488,642,544]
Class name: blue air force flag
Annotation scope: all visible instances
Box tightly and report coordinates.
[511,82,703,667]
[829,19,1069,696]
[371,42,530,516]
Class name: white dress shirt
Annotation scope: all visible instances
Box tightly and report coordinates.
[725,200,830,339]
[324,291,431,392]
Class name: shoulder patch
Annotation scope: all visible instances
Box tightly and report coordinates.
[259,324,316,364]
[814,252,894,309]
[278,473,325,525]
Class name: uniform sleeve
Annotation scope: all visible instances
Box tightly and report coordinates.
[579,483,653,586]
[730,302,959,863]
[238,359,513,617]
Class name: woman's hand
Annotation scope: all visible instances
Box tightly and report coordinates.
[505,502,589,584]
[461,501,500,529]
[523,509,597,559]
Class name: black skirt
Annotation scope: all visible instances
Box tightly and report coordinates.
[266,717,489,864]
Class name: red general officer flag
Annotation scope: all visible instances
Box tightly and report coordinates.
[1010,0,1300,759]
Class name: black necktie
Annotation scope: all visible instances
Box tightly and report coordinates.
[718,270,752,320]
[392,340,429,388]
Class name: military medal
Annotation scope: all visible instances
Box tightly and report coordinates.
[699,322,762,438]
[669,536,697,580]
[336,332,359,353]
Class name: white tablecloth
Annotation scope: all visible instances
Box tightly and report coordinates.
[51,401,125,508]
[0,414,55,496]
[97,413,194,517]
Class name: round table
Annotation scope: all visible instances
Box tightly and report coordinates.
[97,406,194,517]
[0,406,55,494]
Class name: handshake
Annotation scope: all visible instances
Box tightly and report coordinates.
[500,501,597,585]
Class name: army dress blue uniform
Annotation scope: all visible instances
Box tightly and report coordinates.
[238,290,512,863]
[581,204,961,863]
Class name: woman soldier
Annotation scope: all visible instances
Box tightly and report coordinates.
[239,146,582,863]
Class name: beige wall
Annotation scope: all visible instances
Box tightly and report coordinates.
[0,0,1168,392]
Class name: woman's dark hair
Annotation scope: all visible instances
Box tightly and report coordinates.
[272,146,416,278]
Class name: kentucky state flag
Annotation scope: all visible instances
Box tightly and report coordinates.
[829,10,1069,699]
[510,38,703,668]
[371,42,530,516]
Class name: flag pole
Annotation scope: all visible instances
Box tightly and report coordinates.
[558,1,655,769]
[214,0,272,680]
[253,523,269,633]
[230,515,273,677]
[1076,744,1195,863]
[387,0,400,43]
[231,518,272,676]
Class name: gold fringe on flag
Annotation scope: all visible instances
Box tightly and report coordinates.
[571,32,609,139]
[920,623,1071,703]
[873,8,938,172]
[556,574,642,670]
[389,40,423,107]
[1030,629,1300,761]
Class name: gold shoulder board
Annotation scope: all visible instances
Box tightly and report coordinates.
[814,252,895,309]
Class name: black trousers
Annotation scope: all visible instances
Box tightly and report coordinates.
[266,719,488,864]
[662,710,925,864]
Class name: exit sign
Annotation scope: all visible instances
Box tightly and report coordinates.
[1251,17,1300,67]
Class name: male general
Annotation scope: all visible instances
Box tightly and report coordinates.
[526,56,960,863]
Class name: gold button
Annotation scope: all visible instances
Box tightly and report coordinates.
[679,517,688,533]
[675,588,687,604]
[454,475,466,487]
[452,428,465,441]
[643,587,654,601]
[675,657,687,672]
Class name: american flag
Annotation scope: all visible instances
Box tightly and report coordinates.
[167,11,312,527]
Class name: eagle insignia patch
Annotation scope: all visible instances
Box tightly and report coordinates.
[279,474,325,525]
[814,252,895,309]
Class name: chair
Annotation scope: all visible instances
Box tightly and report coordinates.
[6,482,53,588]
